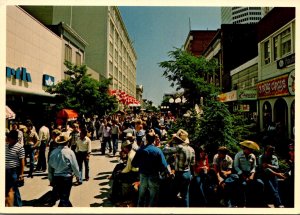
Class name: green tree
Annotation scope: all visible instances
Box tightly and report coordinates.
[45,61,118,117]
[159,48,220,108]
[160,48,252,156]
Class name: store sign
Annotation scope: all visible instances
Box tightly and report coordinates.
[257,74,289,99]
[218,90,237,102]
[43,74,55,87]
[6,67,32,82]
[237,90,257,101]
[277,53,295,69]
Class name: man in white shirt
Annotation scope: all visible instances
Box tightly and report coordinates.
[101,122,112,155]
[76,129,92,184]
[36,123,50,172]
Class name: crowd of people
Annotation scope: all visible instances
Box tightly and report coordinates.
[5,112,294,208]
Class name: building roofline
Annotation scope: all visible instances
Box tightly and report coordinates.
[61,22,89,47]
[230,56,258,76]
[115,6,137,60]
[202,29,221,56]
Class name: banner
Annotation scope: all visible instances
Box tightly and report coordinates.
[237,90,257,100]
[257,74,289,99]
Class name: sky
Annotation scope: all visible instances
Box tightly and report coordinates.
[119,7,221,106]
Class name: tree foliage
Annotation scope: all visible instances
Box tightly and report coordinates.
[160,48,252,157]
[45,61,118,117]
[159,48,220,108]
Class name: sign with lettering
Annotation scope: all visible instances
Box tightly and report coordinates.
[6,67,32,82]
[277,53,295,69]
[257,74,289,99]
[237,90,257,100]
[43,74,55,87]
[218,90,237,102]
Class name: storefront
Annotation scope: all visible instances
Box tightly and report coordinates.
[257,70,295,138]
[6,6,63,128]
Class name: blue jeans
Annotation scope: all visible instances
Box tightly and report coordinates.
[237,178,265,207]
[175,170,192,207]
[111,134,119,155]
[6,167,22,206]
[138,173,160,207]
[25,145,34,176]
[192,175,207,205]
[54,176,73,207]
[76,151,89,182]
[265,176,282,207]
[101,137,111,154]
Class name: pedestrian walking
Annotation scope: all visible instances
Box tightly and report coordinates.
[75,129,92,184]
[48,132,80,207]
[69,123,80,152]
[111,119,121,156]
[24,121,40,178]
[36,122,50,172]
[101,121,112,155]
[5,130,25,207]
[11,121,24,146]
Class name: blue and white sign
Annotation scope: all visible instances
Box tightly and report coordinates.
[43,74,55,87]
[6,67,32,82]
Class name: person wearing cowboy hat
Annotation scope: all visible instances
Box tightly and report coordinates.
[162,129,195,207]
[48,132,80,207]
[233,140,265,207]
[132,129,171,207]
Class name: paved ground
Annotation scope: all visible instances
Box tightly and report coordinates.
[19,140,119,207]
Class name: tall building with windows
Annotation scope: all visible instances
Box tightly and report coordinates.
[22,6,137,98]
[221,7,270,24]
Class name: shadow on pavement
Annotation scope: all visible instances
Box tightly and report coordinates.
[22,191,53,207]
[96,171,112,176]
[94,175,110,180]
[99,181,109,186]
[110,160,119,164]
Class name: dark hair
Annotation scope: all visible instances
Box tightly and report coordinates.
[7,130,19,141]
[146,132,155,144]
[81,129,88,136]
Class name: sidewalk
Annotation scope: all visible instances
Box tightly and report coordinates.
[19,140,119,207]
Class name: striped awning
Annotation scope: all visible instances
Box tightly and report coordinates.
[6,105,16,119]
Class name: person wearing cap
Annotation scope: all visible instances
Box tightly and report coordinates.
[258,145,285,208]
[24,121,40,178]
[162,129,195,207]
[132,129,171,207]
[75,128,92,184]
[48,132,80,207]
[213,146,238,207]
[5,130,25,207]
[234,140,265,207]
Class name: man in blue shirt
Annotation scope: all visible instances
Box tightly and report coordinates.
[132,129,171,207]
[48,132,80,207]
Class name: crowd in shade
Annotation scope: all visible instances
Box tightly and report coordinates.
[5,111,294,208]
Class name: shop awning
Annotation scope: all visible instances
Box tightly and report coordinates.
[6,105,16,119]
[57,109,78,119]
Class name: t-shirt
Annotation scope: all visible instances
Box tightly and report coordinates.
[6,143,25,169]
[213,154,233,171]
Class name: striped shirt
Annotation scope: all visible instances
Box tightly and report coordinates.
[5,143,25,169]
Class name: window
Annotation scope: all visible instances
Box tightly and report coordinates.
[263,40,270,64]
[109,61,113,76]
[75,52,81,65]
[65,44,72,62]
[109,42,113,57]
[273,36,279,61]
[281,28,291,56]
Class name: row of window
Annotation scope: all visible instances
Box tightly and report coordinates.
[64,44,82,65]
[249,12,261,15]
[263,27,292,65]
[232,7,248,15]
[233,12,248,20]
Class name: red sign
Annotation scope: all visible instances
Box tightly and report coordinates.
[257,74,289,99]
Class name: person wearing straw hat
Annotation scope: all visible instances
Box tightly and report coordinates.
[162,129,195,207]
[233,140,265,207]
[48,132,80,207]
